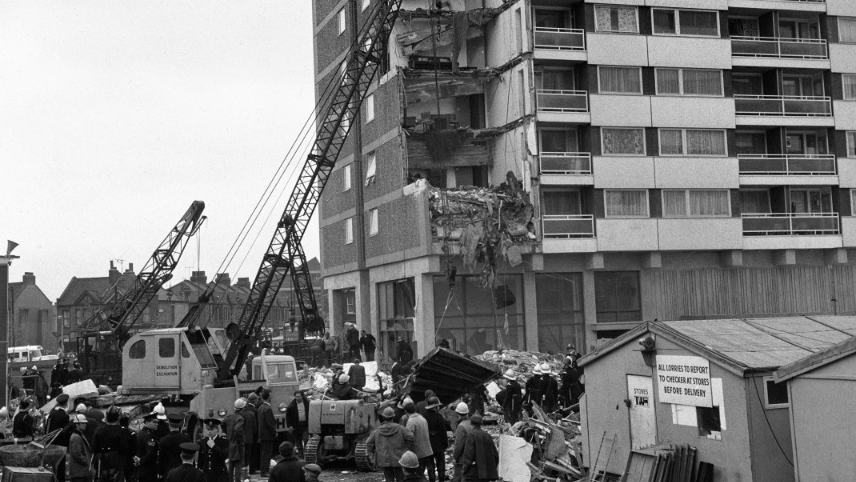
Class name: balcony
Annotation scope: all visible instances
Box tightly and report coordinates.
[540,152,591,175]
[742,212,840,235]
[738,154,836,175]
[536,89,588,113]
[734,95,832,117]
[533,27,585,51]
[731,36,827,59]
[542,214,595,238]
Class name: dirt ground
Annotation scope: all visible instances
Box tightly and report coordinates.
[317,461,385,482]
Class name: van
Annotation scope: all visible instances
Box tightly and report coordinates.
[8,346,44,363]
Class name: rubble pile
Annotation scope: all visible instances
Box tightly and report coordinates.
[476,349,564,383]
[297,362,392,396]
[429,173,536,286]
[509,405,584,482]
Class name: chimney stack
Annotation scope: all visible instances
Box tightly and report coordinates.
[236,277,251,289]
[216,273,231,286]
[190,271,207,284]
[125,262,134,274]
[22,272,35,285]
[109,261,121,284]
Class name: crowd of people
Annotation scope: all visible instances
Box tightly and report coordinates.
[309,325,378,368]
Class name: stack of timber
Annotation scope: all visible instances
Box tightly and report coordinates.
[621,444,713,482]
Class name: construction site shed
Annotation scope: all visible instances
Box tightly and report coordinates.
[577,316,856,482]
[774,334,856,482]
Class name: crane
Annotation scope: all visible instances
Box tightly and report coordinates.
[215,0,403,381]
[77,200,206,384]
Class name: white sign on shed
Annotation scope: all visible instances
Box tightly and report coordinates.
[656,355,713,407]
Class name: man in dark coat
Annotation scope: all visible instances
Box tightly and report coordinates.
[348,358,367,389]
[459,415,498,482]
[360,330,376,362]
[243,394,260,474]
[197,418,229,482]
[165,442,206,482]
[451,402,472,482]
[559,358,584,410]
[269,441,304,482]
[367,407,415,482]
[93,406,129,482]
[158,413,192,479]
[523,365,542,415]
[224,399,246,482]
[66,362,84,384]
[135,413,160,482]
[257,390,277,477]
[12,399,34,438]
[396,337,413,364]
[346,324,361,361]
[45,393,71,442]
[500,369,523,424]
[535,363,559,412]
[119,415,137,482]
[416,390,436,416]
[310,338,325,368]
[424,397,448,482]
[286,390,310,457]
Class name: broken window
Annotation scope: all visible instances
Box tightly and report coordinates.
[344,218,354,244]
[536,273,584,354]
[696,406,722,439]
[365,152,377,185]
[369,208,379,236]
[594,271,642,322]
[764,377,789,408]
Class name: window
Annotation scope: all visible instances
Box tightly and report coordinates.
[338,8,346,35]
[697,406,722,439]
[543,190,582,215]
[663,190,731,217]
[379,278,418,363]
[75,309,82,327]
[840,18,856,43]
[763,377,789,409]
[362,0,370,11]
[604,190,649,217]
[594,271,641,322]
[741,190,771,214]
[598,66,642,94]
[659,129,726,156]
[345,290,356,314]
[62,310,69,328]
[847,132,856,157]
[653,9,719,37]
[433,275,525,355]
[602,128,645,155]
[536,273,584,355]
[366,94,375,122]
[345,218,354,244]
[159,338,175,358]
[369,208,379,236]
[343,164,351,191]
[655,69,722,96]
[129,340,146,359]
[181,342,190,358]
[736,132,767,155]
[595,5,638,33]
[844,74,856,100]
[365,152,377,185]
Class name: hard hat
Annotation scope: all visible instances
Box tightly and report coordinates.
[339,374,350,384]
[532,364,542,375]
[503,369,516,381]
[76,403,87,412]
[381,407,396,419]
[399,450,420,469]
[31,366,37,370]
[455,402,469,415]
[19,367,26,374]
[153,403,167,420]
[0,407,8,418]
[71,414,88,424]
[540,363,552,374]
[234,398,247,410]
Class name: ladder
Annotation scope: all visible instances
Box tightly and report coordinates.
[590,432,616,482]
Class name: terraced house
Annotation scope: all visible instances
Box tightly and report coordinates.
[314,0,856,361]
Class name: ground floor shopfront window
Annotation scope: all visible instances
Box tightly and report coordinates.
[433,274,525,355]
[377,278,416,364]
[536,273,584,354]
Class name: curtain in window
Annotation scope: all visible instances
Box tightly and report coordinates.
[690,190,730,216]
[543,191,581,215]
[600,67,641,93]
[540,131,568,152]
[736,133,766,155]
[732,75,762,96]
[683,70,722,95]
[538,70,574,90]
[841,19,856,43]
[596,6,636,32]
[848,132,856,157]
[659,130,684,155]
[603,128,645,155]
[741,191,771,214]
[606,190,648,216]
[656,69,681,94]
[844,75,856,100]
[663,190,687,216]
[653,10,676,34]
[728,18,758,37]
[686,130,726,156]
[680,10,719,36]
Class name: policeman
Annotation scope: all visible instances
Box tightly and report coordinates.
[135,413,159,482]
[197,418,229,482]
[158,413,191,478]
[165,442,206,482]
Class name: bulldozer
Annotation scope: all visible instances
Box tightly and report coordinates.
[305,398,379,470]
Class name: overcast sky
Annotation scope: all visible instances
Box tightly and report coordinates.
[1,1,320,300]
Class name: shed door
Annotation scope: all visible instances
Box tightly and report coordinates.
[627,375,656,450]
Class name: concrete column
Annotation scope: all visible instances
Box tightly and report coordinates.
[582,270,598,353]
[325,289,337,334]
[415,273,435,358]
[642,252,662,269]
[719,250,744,267]
[773,249,797,266]
[524,271,539,352]
[825,248,848,265]
[357,270,371,333]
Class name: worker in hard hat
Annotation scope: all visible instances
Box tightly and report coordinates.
[223,399,246,482]
[0,406,11,439]
[458,414,499,482]
[500,368,523,424]
[451,402,472,482]
[399,450,425,482]
[366,406,415,482]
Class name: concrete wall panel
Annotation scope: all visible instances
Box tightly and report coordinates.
[590,95,652,127]
[650,97,736,129]
[829,44,856,74]
[586,34,649,66]
[646,0,726,9]
[828,0,856,17]
[834,102,856,130]
[594,156,656,188]
[596,219,659,251]
[837,158,856,188]
[647,37,731,69]
[654,157,739,188]
[658,218,743,250]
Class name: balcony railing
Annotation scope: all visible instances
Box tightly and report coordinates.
[536,89,589,112]
[738,153,836,175]
[534,27,586,51]
[734,94,832,117]
[540,152,592,175]
[732,36,827,59]
[542,214,595,238]
[742,212,839,235]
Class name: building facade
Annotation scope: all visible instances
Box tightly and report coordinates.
[315,0,856,362]
[8,272,56,353]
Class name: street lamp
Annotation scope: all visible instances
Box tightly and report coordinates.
[1,241,21,408]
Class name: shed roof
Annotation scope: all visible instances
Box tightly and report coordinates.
[774,334,856,382]
[579,316,856,377]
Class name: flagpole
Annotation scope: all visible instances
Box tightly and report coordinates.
[1,241,20,409]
